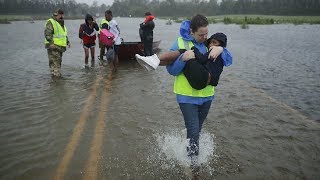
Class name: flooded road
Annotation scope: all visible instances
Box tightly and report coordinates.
[0,18,319,179]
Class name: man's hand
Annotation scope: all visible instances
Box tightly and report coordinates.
[49,44,56,49]
[208,46,223,60]
[181,50,195,61]
[68,44,71,48]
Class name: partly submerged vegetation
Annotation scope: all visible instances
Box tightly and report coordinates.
[0,15,40,24]
[0,15,32,24]
[0,18,11,24]
[0,15,87,24]
[163,15,320,29]
[169,15,320,27]
[219,15,320,25]
[2,14,320,26]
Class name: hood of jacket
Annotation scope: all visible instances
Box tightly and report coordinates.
[207,32,227,47]
[179,20,193,41]
[81,14,96,36]
[85,14,94,25]
[143,15,155,23]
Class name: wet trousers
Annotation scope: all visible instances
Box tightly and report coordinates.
[179,100,212,157]
[143,40,153,56]
[47,49,63,76]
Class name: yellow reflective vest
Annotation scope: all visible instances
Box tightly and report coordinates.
[98,19,109,33]
[173,37,215,97]
[44,18,67,47]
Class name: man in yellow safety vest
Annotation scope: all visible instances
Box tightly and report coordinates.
[44,9,70,77]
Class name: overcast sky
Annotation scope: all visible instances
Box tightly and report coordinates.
[74,0,114,6]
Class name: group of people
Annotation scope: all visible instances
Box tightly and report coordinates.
[45,9,233,173]
[45,9,155,76]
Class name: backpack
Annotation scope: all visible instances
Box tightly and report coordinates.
[99,29,114,47]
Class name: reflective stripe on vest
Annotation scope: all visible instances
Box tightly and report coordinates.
[44,18,67,47]
[98,19,109,33]
[173,37,215,97]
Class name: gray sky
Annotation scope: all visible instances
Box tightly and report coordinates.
[74,0,114,6]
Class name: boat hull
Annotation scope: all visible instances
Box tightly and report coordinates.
[118,41,161,61]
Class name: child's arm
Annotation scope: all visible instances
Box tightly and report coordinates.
[207,46,223,60]
[221,48,233,66]
[192,47,208,64]
[93,21,99,31]
[78,25,83,39]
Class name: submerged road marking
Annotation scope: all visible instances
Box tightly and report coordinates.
[234,77,310,120]
[54,77,102,180]
[250,86,310,120]
[84,73,113,180]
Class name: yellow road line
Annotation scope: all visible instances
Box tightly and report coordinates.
[250,86,309,120]
[53,77,102,180]
[83,73,113,180]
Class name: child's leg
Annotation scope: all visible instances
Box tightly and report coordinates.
[99,44,105,61]
[135,50,183,70]
[90,47,95,67]
[84,47,89,65]
[158,50,181,66]
[90,47,95,61]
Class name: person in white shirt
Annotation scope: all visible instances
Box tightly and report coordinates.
[108,15,122,72]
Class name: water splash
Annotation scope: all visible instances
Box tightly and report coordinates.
[155,129,216,168]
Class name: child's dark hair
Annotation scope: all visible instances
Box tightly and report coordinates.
[190,14,208,33]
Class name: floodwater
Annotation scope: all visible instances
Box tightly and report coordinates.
[0,18,319,179]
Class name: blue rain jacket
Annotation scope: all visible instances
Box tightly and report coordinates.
[166,20,233,105]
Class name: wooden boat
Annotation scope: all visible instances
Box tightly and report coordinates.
[118,40,161,61]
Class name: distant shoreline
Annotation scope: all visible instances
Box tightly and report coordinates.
[0,15,85,24]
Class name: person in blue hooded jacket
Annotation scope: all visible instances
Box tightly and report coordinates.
[135,32,232,89]
[166,14,233,164]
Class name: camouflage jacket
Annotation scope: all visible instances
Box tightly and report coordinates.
[44,16,69,52]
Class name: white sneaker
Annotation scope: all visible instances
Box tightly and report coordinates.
[135,54,160,71]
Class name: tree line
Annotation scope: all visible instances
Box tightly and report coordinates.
[0,0,319,17]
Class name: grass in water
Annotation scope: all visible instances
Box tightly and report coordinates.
[169,15,320,25]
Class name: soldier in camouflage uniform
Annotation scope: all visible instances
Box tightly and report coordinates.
[44,9,70,77]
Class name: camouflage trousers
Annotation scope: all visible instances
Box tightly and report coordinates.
[47,49,63,77]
